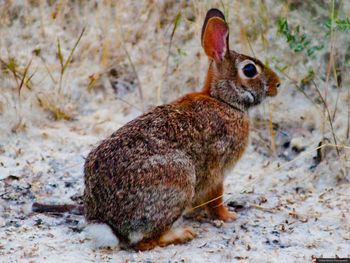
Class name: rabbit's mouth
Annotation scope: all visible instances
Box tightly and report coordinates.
[241,85,259,105]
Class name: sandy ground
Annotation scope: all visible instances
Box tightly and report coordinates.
[1,1,349,262]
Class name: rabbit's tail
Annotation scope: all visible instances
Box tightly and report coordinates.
[32,202,120,248]
[32,202,84,215]
[85,223,120,248]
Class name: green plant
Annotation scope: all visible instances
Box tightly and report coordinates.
[57,27,85,93]
[325,17,350,33]
[0,57,34,96]
[277,17,324,57]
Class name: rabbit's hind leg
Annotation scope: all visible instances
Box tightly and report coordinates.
[115,151,197,250]
[135,226,196,251]
[125,179,196,250]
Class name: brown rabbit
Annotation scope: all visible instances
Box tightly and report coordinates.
[83,8,280,250]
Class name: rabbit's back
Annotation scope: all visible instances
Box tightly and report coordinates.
[85,94,249,190]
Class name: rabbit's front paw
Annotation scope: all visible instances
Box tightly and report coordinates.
[209,205,237,222]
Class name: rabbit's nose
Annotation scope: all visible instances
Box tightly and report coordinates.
[267,82,279,97]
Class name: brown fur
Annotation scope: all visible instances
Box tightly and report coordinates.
[83,8,280,250]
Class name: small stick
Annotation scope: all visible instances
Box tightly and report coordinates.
[248,203,276,213]
[189,195,224,212]
[311,80,340,156]
[118,27,144,112]
[159,12,182,104]
[268,103,277,156]
[32,202,84,215]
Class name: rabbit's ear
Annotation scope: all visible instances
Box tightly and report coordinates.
[201,9,229,61]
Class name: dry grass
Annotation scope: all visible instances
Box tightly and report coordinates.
[0,0,349,169]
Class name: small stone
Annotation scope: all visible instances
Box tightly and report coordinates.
[212,220,223,228]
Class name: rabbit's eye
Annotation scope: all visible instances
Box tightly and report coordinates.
[242,63,257,78]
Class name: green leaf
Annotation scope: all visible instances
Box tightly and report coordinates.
[335,18,350,31]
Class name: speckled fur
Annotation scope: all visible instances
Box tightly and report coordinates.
[84,8,280,249]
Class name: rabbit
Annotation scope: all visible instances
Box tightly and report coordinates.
[83,8,280,251]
